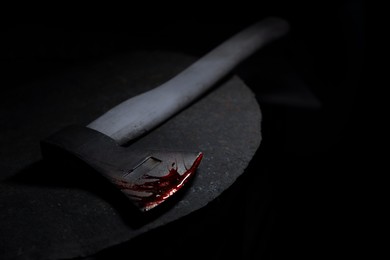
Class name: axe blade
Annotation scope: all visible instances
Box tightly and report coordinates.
[111,151,203,211]
[41,125,203,212]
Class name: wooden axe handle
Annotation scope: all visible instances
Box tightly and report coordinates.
[88,17,289,145]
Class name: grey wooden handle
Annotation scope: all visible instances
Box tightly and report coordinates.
[87,17,289,145]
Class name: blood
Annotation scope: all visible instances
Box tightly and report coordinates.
[112,152,203,211]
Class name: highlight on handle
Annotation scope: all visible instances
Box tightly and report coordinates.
[87,17,289,145]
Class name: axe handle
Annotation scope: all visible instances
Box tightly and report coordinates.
[87,17,289,145]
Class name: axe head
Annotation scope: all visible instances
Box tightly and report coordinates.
[41,125,203,212]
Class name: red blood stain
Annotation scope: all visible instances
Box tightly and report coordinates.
[112,153,203,211]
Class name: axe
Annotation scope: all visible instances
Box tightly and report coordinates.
[42,17,289,212]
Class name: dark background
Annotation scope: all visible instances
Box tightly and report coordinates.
[1,1,366,259]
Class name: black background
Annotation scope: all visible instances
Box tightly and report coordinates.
[1,1,366,259]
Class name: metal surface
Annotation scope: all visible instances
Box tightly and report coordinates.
[42,126,203,212]
[113,151,203,211]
